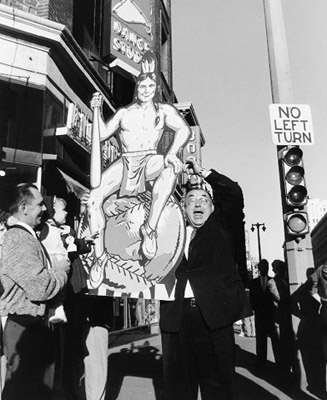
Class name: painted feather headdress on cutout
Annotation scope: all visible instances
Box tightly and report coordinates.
[140,50,157,74]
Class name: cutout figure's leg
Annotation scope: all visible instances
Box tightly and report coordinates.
[141,157,177,260]
[147,165,176,231]
[87,161,123,287]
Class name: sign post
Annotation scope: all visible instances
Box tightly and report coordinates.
[264,0,315,391]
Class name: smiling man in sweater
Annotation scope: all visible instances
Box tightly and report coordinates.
[0,183,70,400]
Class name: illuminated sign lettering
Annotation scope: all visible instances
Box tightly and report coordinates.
[67,103,92,148]
[112,21,150,64]
[111,0,152,71]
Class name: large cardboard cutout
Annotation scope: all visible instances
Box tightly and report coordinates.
[78,51,190,299]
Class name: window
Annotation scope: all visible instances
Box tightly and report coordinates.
[0,81,43,154]
[73,0,103,55]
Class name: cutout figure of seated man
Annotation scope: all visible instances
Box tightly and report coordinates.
[88,51,191,269]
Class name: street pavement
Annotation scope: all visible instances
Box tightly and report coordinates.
[52,323,325,400]
[105,324,323,400]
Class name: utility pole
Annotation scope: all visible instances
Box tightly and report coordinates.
[251,223,266,261]
[263,0,314,390]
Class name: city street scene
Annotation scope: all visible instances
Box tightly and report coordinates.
[1,0,327,400]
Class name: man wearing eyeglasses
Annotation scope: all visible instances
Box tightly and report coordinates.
[160,158,251,400]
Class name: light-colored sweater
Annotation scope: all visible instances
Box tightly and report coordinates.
[0,226,69,317]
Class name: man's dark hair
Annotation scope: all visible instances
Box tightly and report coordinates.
[272,259,285,272]
[8,183,38,214]
[0,209,10,225]
[257,258,269,271]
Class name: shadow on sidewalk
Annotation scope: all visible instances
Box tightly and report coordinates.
[106,339,320,400]
[234,344,319,400]
[106,340,164,400]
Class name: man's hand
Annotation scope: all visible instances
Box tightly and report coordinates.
[184,157,201,175]
[80,191,90,206]
[52,255,71,274]
[164,154,183,174]
[79,191,91,216]
[84,231,99,245]
[90,92,103,110]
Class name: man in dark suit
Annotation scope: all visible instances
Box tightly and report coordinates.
[160,159,251,400]
[249,258,279,366]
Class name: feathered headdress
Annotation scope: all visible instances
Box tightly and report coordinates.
[141,50,157,74]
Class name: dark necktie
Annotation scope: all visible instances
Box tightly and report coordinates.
[188,228,197,258]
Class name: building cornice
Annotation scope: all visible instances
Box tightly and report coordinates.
[0,3,116,113]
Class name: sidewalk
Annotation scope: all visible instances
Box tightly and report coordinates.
[106,324,323,400]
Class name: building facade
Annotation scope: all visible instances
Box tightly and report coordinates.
[307,197,327,232]
[311,212,327,268]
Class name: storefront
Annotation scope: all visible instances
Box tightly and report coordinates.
[0,4,114,212]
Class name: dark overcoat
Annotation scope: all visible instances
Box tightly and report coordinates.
[160,170,252,332]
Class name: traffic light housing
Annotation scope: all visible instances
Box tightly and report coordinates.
[280,146,309,238]
[284,210,309,237]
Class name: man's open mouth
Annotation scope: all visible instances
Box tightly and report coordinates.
[194,211,203,216]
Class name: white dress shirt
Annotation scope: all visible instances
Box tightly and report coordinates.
[184,225,196,298]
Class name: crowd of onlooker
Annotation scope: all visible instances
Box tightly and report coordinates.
[2,177,327,400]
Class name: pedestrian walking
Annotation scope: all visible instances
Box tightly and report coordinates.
[269,259,294,372]
[249,258,279,366]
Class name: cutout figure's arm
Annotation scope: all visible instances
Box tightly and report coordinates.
[162,105,191,174]
[90,92,124,141]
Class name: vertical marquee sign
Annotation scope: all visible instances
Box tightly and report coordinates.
[110,0,153,74]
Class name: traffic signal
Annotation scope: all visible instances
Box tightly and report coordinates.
[284,210,309,237]
[280,146,309,238]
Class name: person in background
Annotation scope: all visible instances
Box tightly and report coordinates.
[39,196,71,324]
[268,259,294,372]
[0,183,69,400]
[0,210,10,400]
[306,260,327,363]
[0,211,8,255]
[239,288,256,338]
[292,266,327,399]
[249,258,279,367]
[160,158,251,400]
